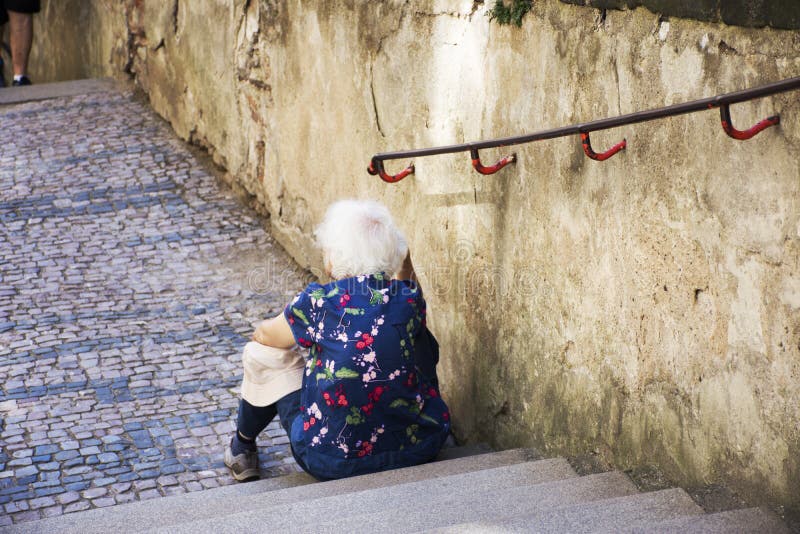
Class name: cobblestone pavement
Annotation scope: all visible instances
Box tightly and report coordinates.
[0,87,309,525]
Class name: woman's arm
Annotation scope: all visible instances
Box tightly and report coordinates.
[396,251,418,285]
[252,312,296,349]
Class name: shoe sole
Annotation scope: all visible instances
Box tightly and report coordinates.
[224,447,260,482]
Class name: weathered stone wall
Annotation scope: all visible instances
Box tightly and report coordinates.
[26,0,128,83]
[30,0,800,510]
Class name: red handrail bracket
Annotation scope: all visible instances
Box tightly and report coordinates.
[720,104,780,140]
[580,131,626,161]
[470,148,516,175]
[368,158,415,183]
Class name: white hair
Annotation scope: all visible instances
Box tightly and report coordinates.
[315,199,408,279]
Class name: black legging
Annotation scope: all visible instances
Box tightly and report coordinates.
[236,389,302,439]
[235,389,326,480]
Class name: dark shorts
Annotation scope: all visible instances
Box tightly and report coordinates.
[0,0,40,25]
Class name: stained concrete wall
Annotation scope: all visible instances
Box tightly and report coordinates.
[29,0,800,510]
[25,0,128,83]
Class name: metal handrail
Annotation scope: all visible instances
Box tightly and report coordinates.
[367,76,800,183]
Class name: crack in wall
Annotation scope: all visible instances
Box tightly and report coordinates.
[470,1,485,18]
[369,62,385,138]
[612,51,622,115]
[366,2,411,139]
[123,1,147,75]
[412,0,485,20]
[172,0,180,37]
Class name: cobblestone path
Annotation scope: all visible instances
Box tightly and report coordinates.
[0,87,308,525]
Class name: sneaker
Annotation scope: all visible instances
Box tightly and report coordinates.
[224,440,259,481]
[12,76,31,86]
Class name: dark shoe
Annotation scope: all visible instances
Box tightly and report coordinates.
[12,76,31,86]
[224,440,259,481]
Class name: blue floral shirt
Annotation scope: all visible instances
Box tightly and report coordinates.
[284,273,450,479]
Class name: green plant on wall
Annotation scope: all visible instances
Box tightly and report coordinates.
[488,0,533,27]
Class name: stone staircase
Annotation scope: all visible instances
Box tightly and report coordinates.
[6,447,787,533]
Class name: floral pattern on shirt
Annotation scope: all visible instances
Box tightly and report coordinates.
[284,273,449,464]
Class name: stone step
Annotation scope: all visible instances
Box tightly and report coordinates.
[425,487,704,533]
[434,441,494,461]
[2,472,314,534]
[163,468,633,533]
[623,506,791,533]
[8,447,539,533]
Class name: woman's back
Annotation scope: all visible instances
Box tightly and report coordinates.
[286,273,450,479]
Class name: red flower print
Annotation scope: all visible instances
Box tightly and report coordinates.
[443,411,450,421]
[309,417,316,426]
[428,387,438,398]
[405,372,417,388]
[356,334,374,351]
[303,421,310,431]
[323,392,334,407]
[339,292,351,307]
[361,403,374,416]
[333,384,348,407]
[356,442,374,457]
[288,316,295,325]
[298,338,312,348]
[368,385,386,403]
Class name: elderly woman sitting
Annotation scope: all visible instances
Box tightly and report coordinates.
[225,199,450,481]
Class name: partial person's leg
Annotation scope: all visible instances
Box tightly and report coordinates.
[7,10,32,80]
[0,8,8,87]
[235,398,278,451]
[226,342,304,481]
[224,399,278,481]
[275,389,329,480]
[275,389,302,436]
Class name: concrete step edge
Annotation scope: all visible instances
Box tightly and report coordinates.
[7,447,541,533]
[161,469,636,533]
[156,456,577,533]
[622,506,791,534]
[434,442,496,461]
[423,487,704,533]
